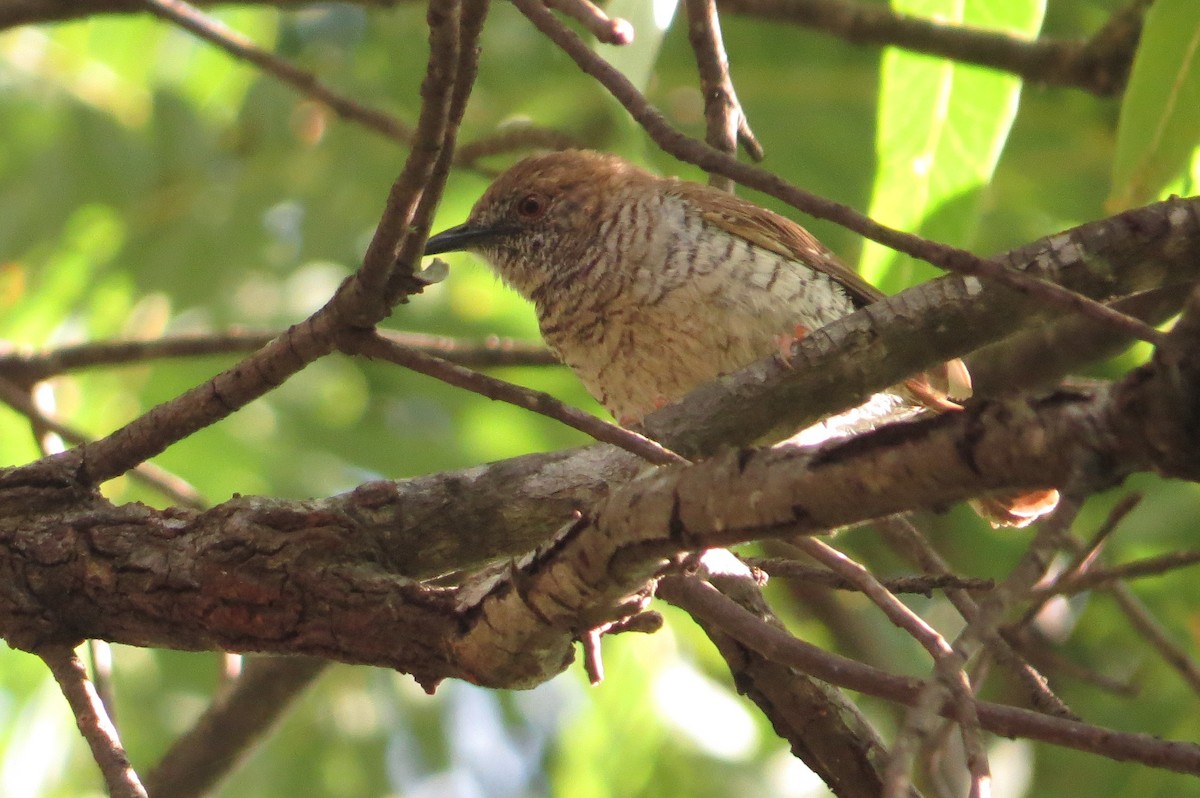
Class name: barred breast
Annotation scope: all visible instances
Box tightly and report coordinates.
[536,191,858,423]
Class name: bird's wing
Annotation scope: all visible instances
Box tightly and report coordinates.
[672,181,885,307]
[673,180,973,404]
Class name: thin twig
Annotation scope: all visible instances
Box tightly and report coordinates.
[40,644,147,798]
[545,0,634,44]
[20,0,476,489]
[1008,630,1139,697]
[1105,584,1200,695]
[877,515,1076,718]
[511,0,1166,347]
[658,576,1200,774]
[746,557,994,594]
[142,0,415,143]
[898,497,1083,781]
[716,0,1147,96]
[683,0,763,192]
[0,330,556,382]
[1018,493,1141,624]
[1029,550,1200,599]
[0,377,207,509]
[341,330,687,465]
[790,538,991,798]
[1007,495,1200,695]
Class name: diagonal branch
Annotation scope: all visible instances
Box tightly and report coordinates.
[683,0,763,193]
[659,576,1200,774]
[142,0,415,143]
[339,329,686,464]
[143,656,327,798]
[40,644,147,798]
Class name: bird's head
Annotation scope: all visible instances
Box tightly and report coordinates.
[424,149,653,297]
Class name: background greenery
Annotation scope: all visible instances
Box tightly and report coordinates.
[0,0,1197,795]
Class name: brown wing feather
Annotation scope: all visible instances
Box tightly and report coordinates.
[671,179,973,405]
[671,181,885,307]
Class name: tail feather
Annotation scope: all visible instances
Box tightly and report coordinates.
[907,358,1060,528]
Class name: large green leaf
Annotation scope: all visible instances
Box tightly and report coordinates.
[1109,0,1200,210]
[597,0,679,94]
[860,0,1045,292]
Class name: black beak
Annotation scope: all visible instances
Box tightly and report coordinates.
[423,222,513,256]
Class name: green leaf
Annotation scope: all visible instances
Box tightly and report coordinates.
[860,0,1045,292]
[1109,0,1200,210]
[596,0,679,94]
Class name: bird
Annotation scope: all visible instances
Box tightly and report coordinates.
[424,149,1057,526]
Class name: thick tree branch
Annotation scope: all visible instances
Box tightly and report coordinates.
[644,196,1199,457]
[4,285,1200,676]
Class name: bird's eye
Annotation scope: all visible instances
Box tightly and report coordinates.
[516,193,547,220]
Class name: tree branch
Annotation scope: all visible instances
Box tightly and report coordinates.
[39,644,147,798]
[143,656,327,798]
[717,0,1148,96]
[142,0,416,143]
[659,576,1200,774]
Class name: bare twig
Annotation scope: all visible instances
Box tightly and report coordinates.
[716,0,1147,96]
[683,0,763,192]
[1018,493,1141,625]
[340,330,687,465]
[659,576,1200,774]
[1105,584,1200,695]
[0,377,207,509]
[746,557,994,594]
[898,497,1083,782]
[1007,492,1200,695]
[546,0,633,44]
[40,644,147,798]
[877,515,1076,719]
[142,0,415,143]
[0,330,555,382]
[1030,550,1200,598]
[791,538,990,798]
[13,0,477,489]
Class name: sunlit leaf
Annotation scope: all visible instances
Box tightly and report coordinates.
[860,0,1045,292]
[1108,0,1200,210]
[596,0,679,93]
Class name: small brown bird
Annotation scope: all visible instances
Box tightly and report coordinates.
[425,150,1056,526]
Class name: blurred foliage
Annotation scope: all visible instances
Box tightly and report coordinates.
[0,1,1198,796]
